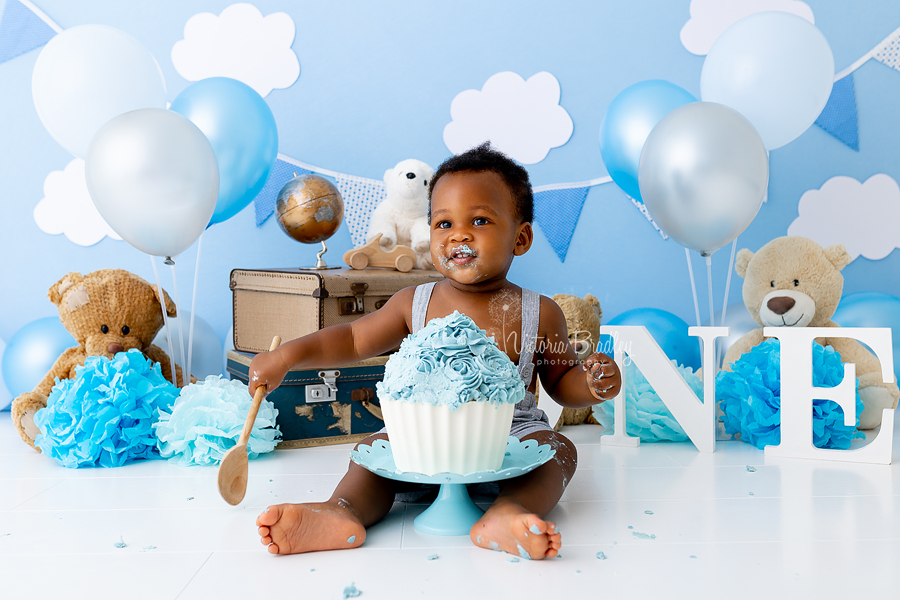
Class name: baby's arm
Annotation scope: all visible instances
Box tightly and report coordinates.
[248,286,415,396]
[535,297,621,408]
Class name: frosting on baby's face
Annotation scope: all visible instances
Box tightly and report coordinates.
[376,311,525,410]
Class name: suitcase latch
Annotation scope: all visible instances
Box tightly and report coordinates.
[306,370,340,403]
[339,283,369,315]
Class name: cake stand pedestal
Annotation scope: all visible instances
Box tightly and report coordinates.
[351,436,555,536]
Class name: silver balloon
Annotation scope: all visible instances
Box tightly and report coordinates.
[85,108,219,258]
[638,102,768,256]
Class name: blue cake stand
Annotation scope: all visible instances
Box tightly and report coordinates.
[351,436,555,536]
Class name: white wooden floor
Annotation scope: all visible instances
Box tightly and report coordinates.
[1,410,899,600]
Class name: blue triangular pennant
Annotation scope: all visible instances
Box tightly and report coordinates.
[253,159,313,225]
[813,74,859,151]
[0,0,57,64]
[533,186,590,262]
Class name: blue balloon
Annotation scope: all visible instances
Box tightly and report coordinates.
[607,308,702,370]
[2,317,76,398]
[0,336,11,410]
[832,292,900,382]
[171,77,278,225]
[600,80,696,202]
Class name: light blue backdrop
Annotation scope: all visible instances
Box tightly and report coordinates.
[1,0,899,349]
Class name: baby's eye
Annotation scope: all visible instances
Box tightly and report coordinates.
[473,217,489,226]
[436,221,451,229]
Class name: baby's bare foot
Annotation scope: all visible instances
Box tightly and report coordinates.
[470,500,561,560]
[256,502,365,555]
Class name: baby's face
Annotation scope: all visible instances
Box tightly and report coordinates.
[429,171,528,287]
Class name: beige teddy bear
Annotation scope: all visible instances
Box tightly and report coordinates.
[722,236,899,429]
[366,158,435,270]
[548,293,603,428]
[10,269,187,450]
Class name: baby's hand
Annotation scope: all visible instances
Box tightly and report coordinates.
[583,352,621,400]
[248,349,290,398]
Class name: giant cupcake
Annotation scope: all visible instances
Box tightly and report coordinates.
[377,311,525,475]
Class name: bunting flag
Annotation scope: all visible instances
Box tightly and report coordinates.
[813,24,900,150]
[872,26,900,72]
[813,74,859,151]
[0,0,59,65]
[334,173,386,247]
[533,186,590,262]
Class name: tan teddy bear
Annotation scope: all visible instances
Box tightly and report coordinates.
[10,269,187,450]
[547,293,603,428]
[722,236,899,429]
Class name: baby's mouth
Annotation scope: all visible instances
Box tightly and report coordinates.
[449,244,476,266]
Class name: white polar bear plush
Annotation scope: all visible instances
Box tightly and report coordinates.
[366,158,435,270]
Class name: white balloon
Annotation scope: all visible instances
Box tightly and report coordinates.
[154,311,225,379]
[701,12,834,150]
[32,24,167,159]
[0,337,11,411]
[85,108,219,258]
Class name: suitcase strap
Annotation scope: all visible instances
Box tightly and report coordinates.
[351,388,384,421]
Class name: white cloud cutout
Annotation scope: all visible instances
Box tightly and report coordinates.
[443,71,573,165]
[33,159,122,247]
[787,174,900,261]
[681,0,814,56]
[171,3,300,97]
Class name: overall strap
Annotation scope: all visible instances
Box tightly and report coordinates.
[517,288,540,387]
[410,281,437,333]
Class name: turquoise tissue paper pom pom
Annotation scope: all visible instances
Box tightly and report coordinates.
[592,360,701,442]
[34,350,179,468]
[715,339,864,450]
[154,375,281,466]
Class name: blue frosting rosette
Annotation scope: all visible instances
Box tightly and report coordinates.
[154,375,281,466]
[376,311,525,410]
[592,360,700,442]
[715,338,864,450]
[34,349,179,468]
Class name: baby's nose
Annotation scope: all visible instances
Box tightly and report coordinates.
[406,172,416,179]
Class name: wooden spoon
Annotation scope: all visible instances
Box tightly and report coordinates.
[218,336,281,505]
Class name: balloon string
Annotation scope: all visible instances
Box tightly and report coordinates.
[685,248,701,327]
[188,231,203,383]
[150,256,177,386]
[706,254,716,369]
[718,238,739,367]
[169,260,187,385]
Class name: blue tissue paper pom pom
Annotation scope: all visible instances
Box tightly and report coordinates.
[592,360,701,442]
[154,375,281,466]
[34,350,179,468]
[715,339,864,450]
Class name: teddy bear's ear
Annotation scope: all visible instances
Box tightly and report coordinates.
[154,286,177,317]
[824,243,852,271]
[383,168,394,184]
[584,293,602,323]
[734,249,754,279]
[48,272,83,306]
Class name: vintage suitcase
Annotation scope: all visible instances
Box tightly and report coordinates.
[230,267,443,353]
[226,349,388,448]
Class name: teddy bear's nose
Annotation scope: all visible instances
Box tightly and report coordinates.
[406,172,416,179]
[767,296,796,315]
[107,343,125,355]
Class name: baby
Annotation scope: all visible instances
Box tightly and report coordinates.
[250,142,621,559]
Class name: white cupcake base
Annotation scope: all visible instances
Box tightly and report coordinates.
[380,400,515,476]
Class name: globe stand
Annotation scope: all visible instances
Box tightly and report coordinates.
[351,437,556,536]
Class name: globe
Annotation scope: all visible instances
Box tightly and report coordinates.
[275,174,344,244]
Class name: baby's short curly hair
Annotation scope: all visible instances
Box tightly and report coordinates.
[428,142,534,224]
